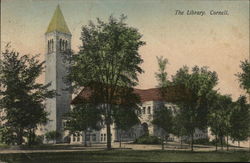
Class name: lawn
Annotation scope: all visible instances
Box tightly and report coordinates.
[0,150,249,162]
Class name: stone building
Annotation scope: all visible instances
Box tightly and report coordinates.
[44,5,208,144]
[44,5,72,143]
[70,88,208,144]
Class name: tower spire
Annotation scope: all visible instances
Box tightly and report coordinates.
[46,5,71,34]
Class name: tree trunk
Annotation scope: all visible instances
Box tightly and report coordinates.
[27,129,31,146]
[17,129,23,145]
[226,135,229,151]
[106,123,112,150]
[215,135,218,151]
[191,133,194,152]
[106,104,112,150]
[119,130,122,148]
[220,136,223,150]
[161,134,164,150]
[180,136,183,149]
[249,138,250,152]
[89,133,92,147]
[84,131,87,147]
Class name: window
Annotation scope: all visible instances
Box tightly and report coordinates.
[86,134,90,141]
[48,40,50,53]
[147,106,151,114]
[77,135,80,142]
[51,39,54,52]
[143,107,146,114]
[60,39,62,50]
[73,136,76,142]
[65,40,68,50]
[101,134,103,141]
[104,134,106,141]
[62,40,65,50]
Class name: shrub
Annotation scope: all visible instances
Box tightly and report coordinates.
[193,138,210,145]
[45,131,61,143]
[184,138,211,145]
[34,135,44,145]
[134,135,161,144]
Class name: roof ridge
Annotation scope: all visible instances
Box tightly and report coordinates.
[45,5,71,35]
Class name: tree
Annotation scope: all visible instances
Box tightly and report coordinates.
[236,60,250,95]
[0,44,55,145]
[113,105,140,148]
[208,94,233,151]
[152,106,173,150]
[153,56,173,150]
[236,60,250,150]
[230,96,250,147]
[65,103,102,146]
[172,111,187,149]
[45,131,61,144]
[66,15,145,149]
[155,56,169,88]
[170,65,218,151]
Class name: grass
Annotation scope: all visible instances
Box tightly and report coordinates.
[0,150,249,162]
[0,144,10,149]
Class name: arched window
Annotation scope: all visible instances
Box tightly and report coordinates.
[51,39,54,52]
[65,40,68,50]
[62,40,65,50]
[60,39,62,51]
[50,40,52,53]
[48,40,50,53]
[49,40,51,53]
[147,106,151,114]
[142,107,146,114]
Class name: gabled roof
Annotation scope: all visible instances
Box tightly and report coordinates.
[46,5,71,35]
[133,88,164,102]
[71,87,164,105]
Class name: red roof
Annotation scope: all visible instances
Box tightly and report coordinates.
[133,88,164,102]
[71,87,164,105]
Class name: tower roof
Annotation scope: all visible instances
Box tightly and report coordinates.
[46,5,71,35]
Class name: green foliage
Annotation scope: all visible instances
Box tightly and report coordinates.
[67,15,145,90]
[236,60,250,94]
[33,135,44,145]
[192,138,210,145]
[172,111,188,138]
[230,96,250,142]
[152,106,173,135]
[66,15,145,149]
[65,103,103,134]
[155,56,169,88]
[0,44,55,145]
[170,65,218,151]
[134,135,161,144]
[113,105,140,132]
[0,126,17,145]
[208,94,233,145]
[45,131,61,143]
[0,143,10,149]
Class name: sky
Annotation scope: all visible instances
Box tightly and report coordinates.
[1,0,249,100]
